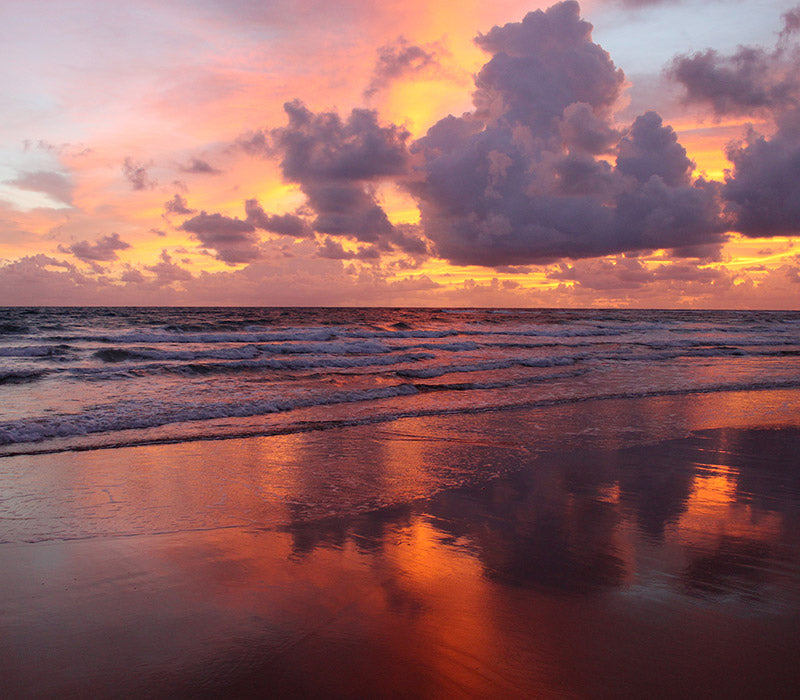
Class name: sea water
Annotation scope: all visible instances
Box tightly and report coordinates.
[2,307,799,456]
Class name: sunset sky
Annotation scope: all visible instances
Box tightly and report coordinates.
[2,0,799,307]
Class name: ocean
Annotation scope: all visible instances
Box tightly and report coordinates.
[3,307,800,697]
[2,306,799,457]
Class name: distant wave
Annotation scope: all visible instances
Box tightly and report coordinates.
[62,327,462,344]
[0,323,30,335]
[74,351,437,379]
[42,343,800,382]
[0,345,72,357]
[0,369,48,385]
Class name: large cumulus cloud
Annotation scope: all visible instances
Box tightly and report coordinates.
[224,1,797,270]
[409,1,726,267]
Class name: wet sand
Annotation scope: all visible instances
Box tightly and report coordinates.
[2,390,800,698]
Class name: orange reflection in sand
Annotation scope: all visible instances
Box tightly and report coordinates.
[675,462,782,548]
[7,412,800,697]
[385,518,511,694]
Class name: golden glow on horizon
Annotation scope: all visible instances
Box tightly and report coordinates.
[716,235,797,267]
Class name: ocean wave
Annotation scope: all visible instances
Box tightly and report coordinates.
[70,342,800,382]
[0,323,30,335]
[66,327,462,345]
[92,340,395,363]
[74,351,437,378]
[0,344,72,357]
[0,369,48,385]
[92,344,284,363]
[409,341,480,352]
[592,346,800,362]
[3,376,799,457]
[0,384,420,446]
[79,328,343,344]
[39,320,800,347]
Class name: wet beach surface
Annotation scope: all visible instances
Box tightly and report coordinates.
[2,392,800,698]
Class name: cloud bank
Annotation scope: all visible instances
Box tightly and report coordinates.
[195,1,800,274]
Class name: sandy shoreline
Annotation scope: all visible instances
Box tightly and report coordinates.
[2,389,800,697]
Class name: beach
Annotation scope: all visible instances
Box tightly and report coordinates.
[2,383,800,698]
[4,0,800,693]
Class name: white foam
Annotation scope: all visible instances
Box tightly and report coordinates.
[0,384,420,445]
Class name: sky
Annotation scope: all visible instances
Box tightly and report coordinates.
[1,0,799,308]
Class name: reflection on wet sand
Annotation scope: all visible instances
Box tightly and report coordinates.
[2,411,800,697]
[282,427,800,603]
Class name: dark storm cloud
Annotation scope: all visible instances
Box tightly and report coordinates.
[724,109,800,237]
[363,37,439,99]
[666,7,800,239]
[667,46,799,116]
[122,158,156,190]
[244,198,314,238]
[59,232,131,263]
[179,158,222,175]
[6,170,74,205]
[409,1,726,267]
[164,193,195,216]
[180,211,261,263]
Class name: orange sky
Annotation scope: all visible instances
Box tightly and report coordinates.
[1,0,798,307]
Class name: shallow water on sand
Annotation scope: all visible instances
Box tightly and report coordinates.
[2,391,799,698]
